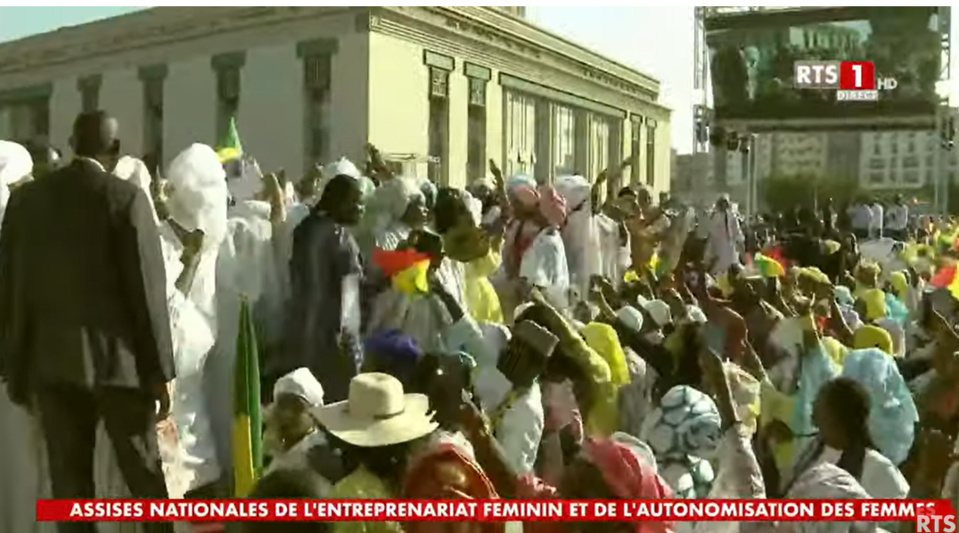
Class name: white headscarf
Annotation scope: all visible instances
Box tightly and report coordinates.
[166,144,229,250]
[227,155,263,203]
[369,175,425,249]
[463,190,483,227]
[273,368,325,407]
[0,140,32,225]
[326,157,361,180]
[555,174,600,299]
[113,155,158,224]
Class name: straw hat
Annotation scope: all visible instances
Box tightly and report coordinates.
[312,373,438,448]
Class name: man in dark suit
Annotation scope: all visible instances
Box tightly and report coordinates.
[0,112,174,532]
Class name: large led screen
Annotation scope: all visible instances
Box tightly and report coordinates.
[706,7,944,127]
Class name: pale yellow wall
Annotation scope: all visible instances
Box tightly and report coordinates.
[485,71,504,178]
[101,68,144,156]
[329,31,370,167]
[50,79,80,153]
[240,43,303,176]
[446,64,469,188]
[367,33,430,176]
[164,56,216,164]
[653,119,672,196]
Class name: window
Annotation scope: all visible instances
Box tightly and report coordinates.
[466,76,487,181]
[869,172,884,183]
[3,97,50,142]
[908,141,916,153]
[216,66,241,143]
[869,158,885,169]
[927,169,934,183]
[304,54,332,173]
[904,171,920,184]
[588,115,610,181]
[552,104,575,176]
[872,142,880,156]
[427,66,450,184]
[79,76,100,114]
[891,142,898,155]
[646,120,657,187]
[142,75,164,167]
[503,91,536,176]
[30,98,49,139]
[903,156,919,168]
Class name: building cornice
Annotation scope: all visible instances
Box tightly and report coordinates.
[0,7,356,76]
[0,6,669,116]
[437,8,660,96]
[366,7,668,116]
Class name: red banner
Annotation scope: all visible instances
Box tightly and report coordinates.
[35,499,955,524]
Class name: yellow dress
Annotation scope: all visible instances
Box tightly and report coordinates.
[464,250,504,324]
[330,466,404,533]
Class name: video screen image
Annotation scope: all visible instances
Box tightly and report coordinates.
[707,7,943,122]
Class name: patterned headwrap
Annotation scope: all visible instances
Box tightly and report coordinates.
[538,185,567,227]
[506,174,538,209]
[582,438,673,533]
[641,385,722,461]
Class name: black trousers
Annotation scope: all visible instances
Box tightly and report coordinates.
[35,384,172,533]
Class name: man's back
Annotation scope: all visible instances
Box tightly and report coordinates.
[0,159,173,391]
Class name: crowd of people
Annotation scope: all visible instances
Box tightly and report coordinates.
[0,111,957,533]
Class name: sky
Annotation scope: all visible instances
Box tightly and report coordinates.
[0,7,705,154]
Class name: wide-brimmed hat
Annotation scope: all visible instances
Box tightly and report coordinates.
[312,373,438,448]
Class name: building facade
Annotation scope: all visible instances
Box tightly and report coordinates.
[0,6,671,191]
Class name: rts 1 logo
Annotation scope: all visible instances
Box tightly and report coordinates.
[794,60,897,102]
[917,515,957,532]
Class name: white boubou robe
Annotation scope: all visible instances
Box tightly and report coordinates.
[705,209,744,276]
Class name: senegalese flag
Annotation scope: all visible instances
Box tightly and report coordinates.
[931,263,957,290]
[217,116,243,163]
[232,297,262,497]
[373,248,431,297]
[754,252,785,278]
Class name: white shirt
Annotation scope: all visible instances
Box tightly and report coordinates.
[869,203,884,233]
[849,204,872,230]
[885,204,908,232]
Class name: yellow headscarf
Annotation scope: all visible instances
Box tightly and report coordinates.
[853,325,894,356]
[799,267,830,285]
[820,336,850,367]
[890,271,909,301]
[581,322,629,438]
[859,288,888,321]
[581,323,631,387]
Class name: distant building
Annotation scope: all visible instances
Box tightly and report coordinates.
[0,6,670,191]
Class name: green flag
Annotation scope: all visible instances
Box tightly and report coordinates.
[232,298,262,497]
[217,116,243,163]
